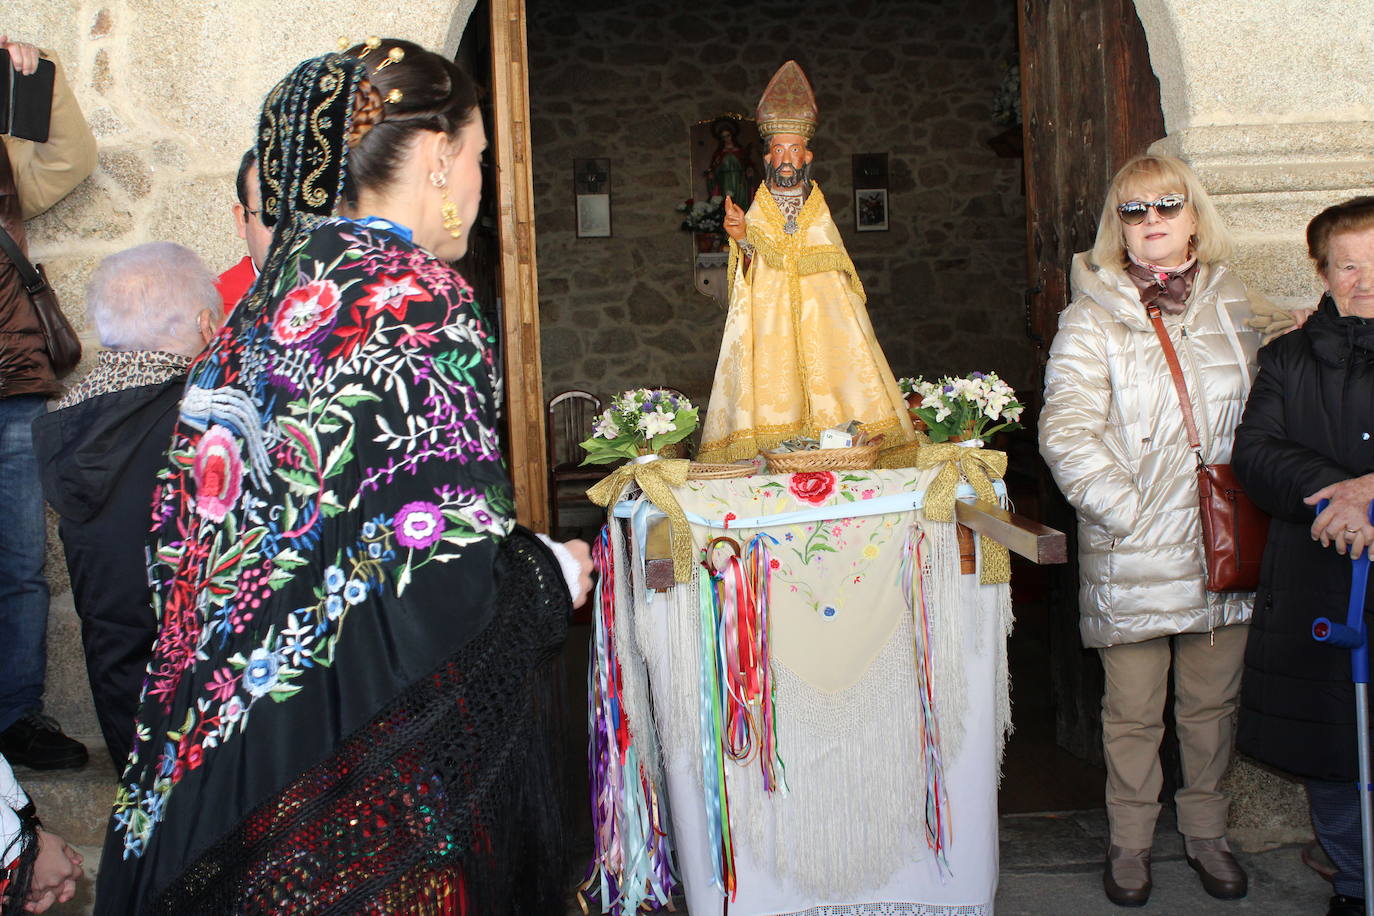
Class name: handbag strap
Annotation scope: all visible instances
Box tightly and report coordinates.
[1147,305,1204,455]
[0,224,44,295]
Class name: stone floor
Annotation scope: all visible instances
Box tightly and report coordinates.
[42,805,1337,915]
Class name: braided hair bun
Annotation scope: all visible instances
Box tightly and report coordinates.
[340,39,480,207]
[347,78,386,148]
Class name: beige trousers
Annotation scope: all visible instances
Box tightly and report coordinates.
[1098,624,1249,848]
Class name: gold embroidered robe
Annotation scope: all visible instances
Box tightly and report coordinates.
[697,183,916,465]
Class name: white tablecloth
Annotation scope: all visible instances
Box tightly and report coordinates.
[608,469,1010,915]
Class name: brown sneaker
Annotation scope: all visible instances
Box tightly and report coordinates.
[1185,835,1248,900]
[1104,844,1152,907]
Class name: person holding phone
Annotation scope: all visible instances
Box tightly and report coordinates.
[0,35,96,772]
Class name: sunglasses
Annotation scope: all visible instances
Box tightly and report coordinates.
[1117,194,1187,225]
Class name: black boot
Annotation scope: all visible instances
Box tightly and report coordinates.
[0,710,88,770]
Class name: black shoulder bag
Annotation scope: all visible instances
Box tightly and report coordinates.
[0,224,81,375]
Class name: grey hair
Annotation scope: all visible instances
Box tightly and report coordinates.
[86,242,221,356]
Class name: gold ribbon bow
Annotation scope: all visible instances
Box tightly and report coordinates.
[915,442,1011,585]
[586,457,694,582]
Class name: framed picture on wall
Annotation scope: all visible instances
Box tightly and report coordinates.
[855,188,889,232]
[574,158,611,238]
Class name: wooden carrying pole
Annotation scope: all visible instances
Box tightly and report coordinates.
[489,0,549,531]
[955,498,1067,565]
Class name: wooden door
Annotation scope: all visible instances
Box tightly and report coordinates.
[488,0,550,531]
[1018,0,1165,763]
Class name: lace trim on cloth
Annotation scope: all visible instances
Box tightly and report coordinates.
[640,515,1014,899]
[775,903,990,916]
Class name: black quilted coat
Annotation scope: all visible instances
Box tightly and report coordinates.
[1233,296,1374,781]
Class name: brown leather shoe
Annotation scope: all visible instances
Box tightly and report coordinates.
[1104,844,1152,907]
[1185,835,1248,900]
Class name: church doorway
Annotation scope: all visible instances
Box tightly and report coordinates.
[503,0,1173,831]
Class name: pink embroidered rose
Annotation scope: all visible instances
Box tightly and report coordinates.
[271,279,342,344]
[788,471,836,505]
[193,425,244,523]
[393,501,445,549]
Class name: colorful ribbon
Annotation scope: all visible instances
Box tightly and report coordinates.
[580,525,678,914]
[587,456,694,582]
[915,442,1011,585]
[901,526,953,880]
[696,534,787,902]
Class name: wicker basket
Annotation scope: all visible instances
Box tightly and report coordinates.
[764,443,881,474]
[687,461,757,480]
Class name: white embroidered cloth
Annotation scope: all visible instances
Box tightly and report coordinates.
[611,469,1012,915]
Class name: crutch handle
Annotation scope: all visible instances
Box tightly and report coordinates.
[1314,617,1366,649]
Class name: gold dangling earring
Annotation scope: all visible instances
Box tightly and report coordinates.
[431,169,463,239]
[440,191,463,238]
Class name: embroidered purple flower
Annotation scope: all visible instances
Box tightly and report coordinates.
[458,497,506,536]
[393,501,445,548]
[193,425,244,523]
[243,647,281,697]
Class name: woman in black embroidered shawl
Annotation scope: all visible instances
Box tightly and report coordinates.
[94,44,589,915]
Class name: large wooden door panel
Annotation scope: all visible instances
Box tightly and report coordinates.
[489,0,549,531]
[1018,0,1165,763]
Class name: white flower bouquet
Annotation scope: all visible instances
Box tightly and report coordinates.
[676,196,725,234]
[898,371,1025,444]
[579,388,699,465]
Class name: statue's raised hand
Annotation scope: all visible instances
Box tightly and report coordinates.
[723,195,746,241]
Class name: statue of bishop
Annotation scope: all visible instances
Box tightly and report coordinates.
[697,61,916,466]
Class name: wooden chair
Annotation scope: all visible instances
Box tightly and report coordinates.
[546,390,608,536]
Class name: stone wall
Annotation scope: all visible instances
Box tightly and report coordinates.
[1135,0,1374,307]
[1133,0,1374,849]
[528,0,1031,413]
[9,2,473,356]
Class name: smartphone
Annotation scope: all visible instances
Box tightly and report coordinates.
[0,49,55,143]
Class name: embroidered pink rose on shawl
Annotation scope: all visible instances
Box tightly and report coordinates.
[193,425,244,522]
[394,501,446,549]
[271,279,342,344]
[788,471,836,505]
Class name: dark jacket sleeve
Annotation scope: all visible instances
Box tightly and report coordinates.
[1233,339,1351,523]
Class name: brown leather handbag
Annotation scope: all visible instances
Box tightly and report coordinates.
[1149,305,1269,591]
[0,224,82,375]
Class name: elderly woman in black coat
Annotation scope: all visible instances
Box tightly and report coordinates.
[1233,195,1374,916]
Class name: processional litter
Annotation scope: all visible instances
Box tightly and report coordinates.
[580,61,1065,916]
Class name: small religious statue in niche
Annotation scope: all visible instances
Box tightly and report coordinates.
[686,114,764,300]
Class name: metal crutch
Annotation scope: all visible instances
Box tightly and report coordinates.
[1311,498,1374,916]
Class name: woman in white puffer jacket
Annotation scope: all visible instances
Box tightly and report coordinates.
[1040,154,1263,909]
